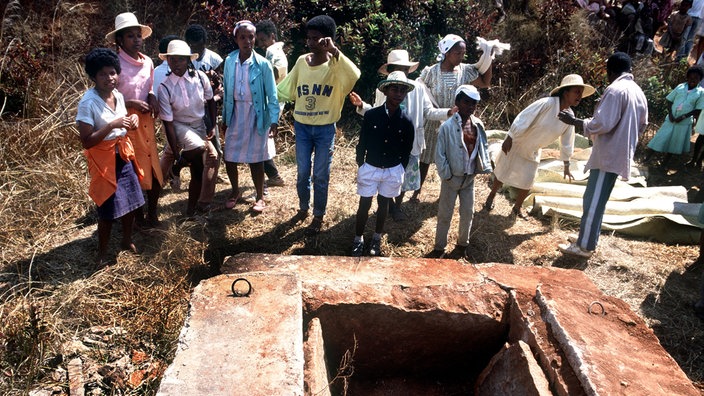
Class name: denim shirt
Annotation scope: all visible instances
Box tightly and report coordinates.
[222,50,279,135]
[435,113,492,180]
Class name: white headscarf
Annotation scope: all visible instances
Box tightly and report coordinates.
[437,34,465,62]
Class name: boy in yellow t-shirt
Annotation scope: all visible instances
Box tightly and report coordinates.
[277,15,360,235]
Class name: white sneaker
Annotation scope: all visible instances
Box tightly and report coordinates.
[558,242,593,258]
[567,233,578,243]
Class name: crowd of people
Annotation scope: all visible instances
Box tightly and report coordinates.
[76,10,674,266]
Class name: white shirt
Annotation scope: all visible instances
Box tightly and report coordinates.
[192,48,223,72]
[157,70,214,123]
[152,62,170,100]
[76,88,128,141]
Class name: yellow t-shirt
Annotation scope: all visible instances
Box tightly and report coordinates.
[277,51,360,125]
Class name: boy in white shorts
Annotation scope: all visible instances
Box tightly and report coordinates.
[351,71,415,256]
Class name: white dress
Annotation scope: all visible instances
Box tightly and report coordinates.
[493,96,575,190]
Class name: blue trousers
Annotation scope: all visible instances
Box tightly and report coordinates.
[577,169,618,251]
[294,121,336,217]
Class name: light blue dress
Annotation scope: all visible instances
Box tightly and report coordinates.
[648,83,704,154]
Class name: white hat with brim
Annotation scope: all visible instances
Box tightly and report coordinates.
[158,40,198,61]
[105,12,152,43]
[378,50,420,75]
[549,74,596,98]
[455,84,480,101]
[377,71,415,92]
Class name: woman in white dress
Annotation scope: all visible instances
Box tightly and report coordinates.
[221,20,279,213]
[483,74,595,218]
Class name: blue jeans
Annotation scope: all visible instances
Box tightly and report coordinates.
[577,169,617,251]
[295,121,336,217]
[678,16,701,60]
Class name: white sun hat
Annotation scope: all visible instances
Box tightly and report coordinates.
[105,12,152,43]
[158,40,198,61]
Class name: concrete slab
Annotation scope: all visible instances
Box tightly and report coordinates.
[303,318,331,396]
[155,253,699,395]
[157,273,304,396]
[475,340,552,396]
[537,283,699,396]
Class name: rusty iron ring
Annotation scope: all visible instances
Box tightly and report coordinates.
[588,301,605,316]
[231,278,252,297]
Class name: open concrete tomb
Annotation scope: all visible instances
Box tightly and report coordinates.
[157,253,699,395]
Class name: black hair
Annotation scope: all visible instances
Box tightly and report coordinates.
[553,86,571,97]
[306,15,336,40]
[185,24,207,43]
[386,64,411,74]
[455,91,470,103]
[84,47,121,78]
[687,65,704,80]
[255,20,278,38]
[606,52,632,75]
[159,34,180,53]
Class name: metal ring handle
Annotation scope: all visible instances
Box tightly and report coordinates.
[231,278,252,297]
[588,301,605,316]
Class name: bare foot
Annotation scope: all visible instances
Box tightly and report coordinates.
[120,243,138,254]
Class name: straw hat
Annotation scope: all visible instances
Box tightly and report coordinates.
[377,71,415,92]
[378,50,420,75]
[549,74,596,98]
[105,12,152,43]
[158,40,198,61]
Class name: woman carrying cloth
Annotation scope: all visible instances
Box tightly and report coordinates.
[413,34,505,202]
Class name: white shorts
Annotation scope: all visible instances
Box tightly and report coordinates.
[357,163,404,198]
[173,119,207,152]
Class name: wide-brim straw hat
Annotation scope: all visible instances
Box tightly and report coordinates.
[158,40,198,61]
[549,74,596,98]
[378,49,420,75]
[105,12,152,43]
[377,71,415,91]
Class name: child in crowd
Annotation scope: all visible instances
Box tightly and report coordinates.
[106,12,163,228]
[659,0,693,58]
[277,15,361,235]
[429,85,492,259]
[349,49,455,221]
[255,19,287,189]
[76,48,144,265]
[221,21,279,213]
[185,24,223,207]
[157,40,218,217]
[646,65,704,167]
[351,71,415,257]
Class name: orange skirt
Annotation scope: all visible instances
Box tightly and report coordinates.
[126,109,163,189]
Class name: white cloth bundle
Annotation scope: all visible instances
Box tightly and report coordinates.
[473,37,511,74]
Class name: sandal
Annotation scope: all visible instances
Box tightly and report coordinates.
[225,191,242,209]
[304,216,324,236]
[251,199,266,213]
